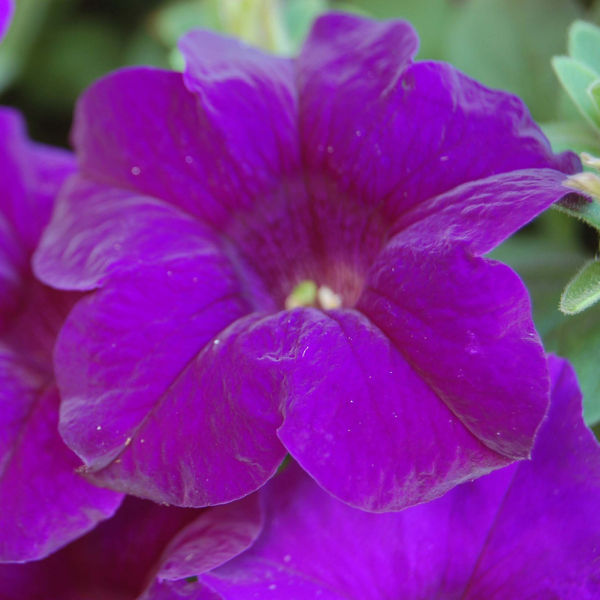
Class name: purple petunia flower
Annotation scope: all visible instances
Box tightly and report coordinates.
[1,355,599,598]
[34,13,583,512]
[0,108,123,562]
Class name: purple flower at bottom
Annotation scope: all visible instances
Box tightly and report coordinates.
[0,109,123,562]
[199,356,600,599]
[1,356,598,598]
[35,13,583,511]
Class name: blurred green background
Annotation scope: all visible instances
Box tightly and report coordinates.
[2,0,600,427]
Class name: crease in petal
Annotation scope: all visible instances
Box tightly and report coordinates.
[358,242,549,460]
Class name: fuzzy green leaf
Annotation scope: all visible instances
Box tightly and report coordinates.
[568,20,600,74]
[560,259,600,314]
[554,191,600,231]
[552,56,600,129]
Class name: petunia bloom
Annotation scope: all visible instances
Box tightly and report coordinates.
[35,12,583,511]
[0,107,123,562]
[2,355,598,599]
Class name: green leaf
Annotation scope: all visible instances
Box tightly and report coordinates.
[560,259,600,314]
[542,121,600,155]
[546,302,600,425]
[568,20,600,74]
[554,190,600,232]
[445,0,582,122]
[588,79,600,116]
[552,56,600,129]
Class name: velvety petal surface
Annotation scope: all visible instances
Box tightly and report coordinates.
[0,496,200,599]
[238,308,511,512]
[141,494,263,599]
[0,377,123,563]
[41,180,285,505]
[55,278,286,506]
[203,356,600,599]
[71,40,297,230]
[297,13,578,229]
[358,243,547,461]
[0,109,75,253]
[356,170,582,462]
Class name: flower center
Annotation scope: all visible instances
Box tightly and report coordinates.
[284,280,343,311]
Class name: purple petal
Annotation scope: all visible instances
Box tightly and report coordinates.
[203,357,600,597]
[141,494,262,599]
[0,109,75,253]
[358,242,548,461]
[72,47,297,231]
[298,13,578,227]
[0,496,200,598]
[0,492,262,599]
[0,370,122,562]
[49,196,285,506]
[244,308,511,511]
[0,109,120,563]
[0,0,12,42]
[392,169,581,255]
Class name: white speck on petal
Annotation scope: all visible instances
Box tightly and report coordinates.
[131,166,141,175]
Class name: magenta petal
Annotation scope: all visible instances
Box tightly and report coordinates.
[242,308,508,511]
[0,491,262,599]
[0,496,200,598]
[359,242,548,460]
[0,0,12,42]
[33,177,242,291]
[298,14,577,222]
[0,109,75,253]
[141,494,263,599]
[72,52,298,230]
[462,356,600,596]
[392,169,580,255]
[203,357,600,597]
[0,369,122,562]
[55,269,285,505]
